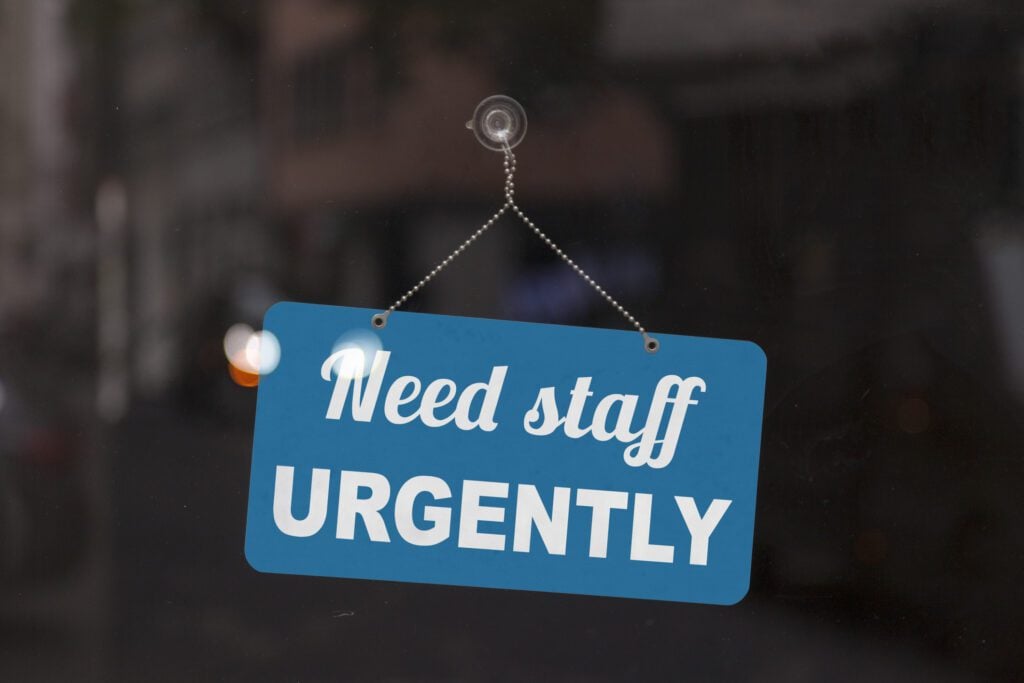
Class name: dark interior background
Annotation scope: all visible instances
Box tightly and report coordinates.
[1,0,1023,680]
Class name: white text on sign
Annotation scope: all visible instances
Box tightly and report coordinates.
[321,349,706,469]
[272,466,732,566]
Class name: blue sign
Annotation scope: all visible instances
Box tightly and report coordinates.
[245,303,766,605]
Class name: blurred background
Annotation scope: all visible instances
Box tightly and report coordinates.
[1,0,1024,680]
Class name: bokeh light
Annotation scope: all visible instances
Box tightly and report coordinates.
[322,329,383,380]
[224,323,254,364]
[227,361,260,388]
[223,324,282,387]
[246,330,281,374]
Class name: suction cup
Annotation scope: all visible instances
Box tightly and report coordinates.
[466,95,527,151]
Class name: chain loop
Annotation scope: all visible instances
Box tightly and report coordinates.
[375,144,657,352]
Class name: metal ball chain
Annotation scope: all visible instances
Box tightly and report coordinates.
[373,144,659,353]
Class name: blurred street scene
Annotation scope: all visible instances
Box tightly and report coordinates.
[1,0,1024,680]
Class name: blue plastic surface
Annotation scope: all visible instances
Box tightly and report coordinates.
[245,303,766,605]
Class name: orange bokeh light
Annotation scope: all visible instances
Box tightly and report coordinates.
[228,360,259,387]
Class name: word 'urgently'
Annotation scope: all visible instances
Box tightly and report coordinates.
[273,466,732,565]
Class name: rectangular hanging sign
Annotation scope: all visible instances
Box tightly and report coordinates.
[245,303,766,605]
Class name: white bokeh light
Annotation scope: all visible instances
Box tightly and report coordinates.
[224,323,281,376]
[245,330,281,375]
[323,329,383,380]
[224,323,254,364]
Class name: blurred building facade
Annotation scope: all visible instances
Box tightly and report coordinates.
[0,0,85,336]
[605,5,1024,673]
[262,0,674,319]
[48,0,1024,411]
[99,3,272,401]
